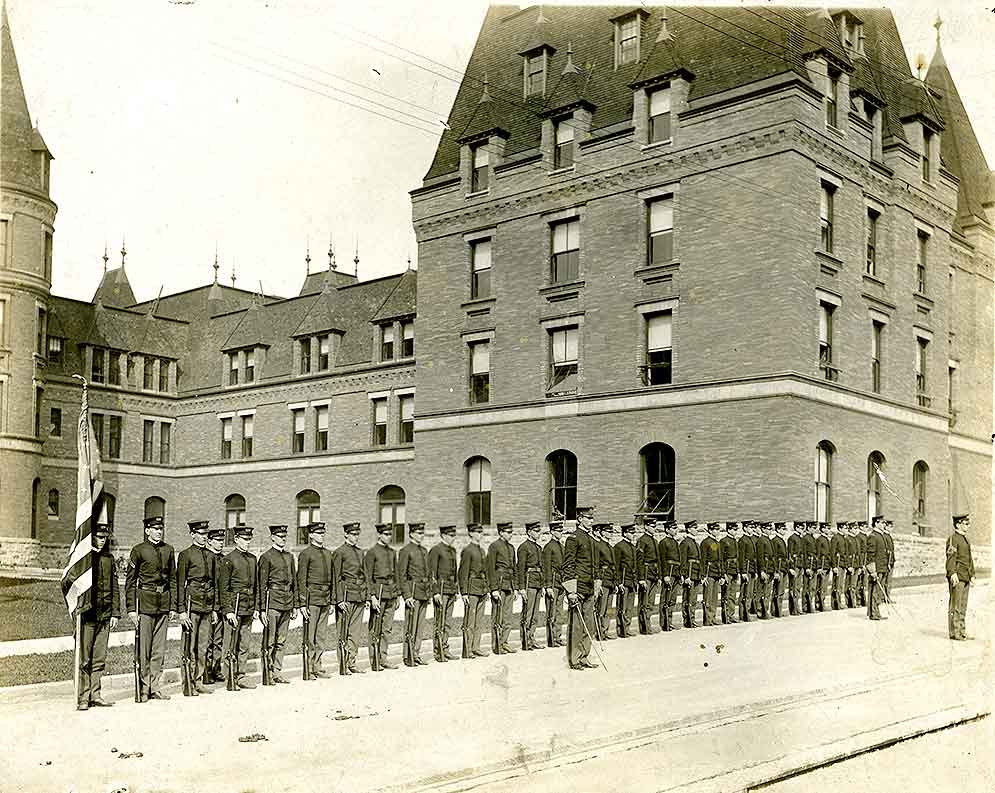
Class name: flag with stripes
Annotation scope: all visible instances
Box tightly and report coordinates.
[60,380,104,616]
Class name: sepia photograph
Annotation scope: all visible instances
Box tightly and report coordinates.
[0,1,992,791]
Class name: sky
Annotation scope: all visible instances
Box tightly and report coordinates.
[6,0,994,304]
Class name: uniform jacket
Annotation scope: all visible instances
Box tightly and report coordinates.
[613,539,638,589]
[210,549,225,611]
[175,544,216,614]
[635,533,660,581]
[770,535,788,573]
[719,536,739,575]
[755,536,773,574]
[829,534,847,569]
[257,547,297,612]
[945,532,974,582]
[219,547,257,616]
[883,533,895,570]
[801,533,817,569]
[562,527,599,597]
[332,542,367,603]
[786,534,802,569]
[84,548,121,622]
[595,538,616,588]
[458,542,489,597]
[398,541,431,600]
[541,538,565,589]
[486,537,516,591]
[865,531,889,574]
[427,541,459,596]
[364,542,399,600]
[815,535,831,569]
[657,536,681,579]
[296,544,334,608]
[679,537,701,582]
[856,533,869,566]
[737,535,757,576]
[516,538,543,590]
[844,535,858,567]
[126,540,176,614]
[699,537,722,578]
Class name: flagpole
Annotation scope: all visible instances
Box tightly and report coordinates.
[73,612,81,707]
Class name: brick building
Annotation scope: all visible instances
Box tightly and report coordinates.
[0,5,991,568]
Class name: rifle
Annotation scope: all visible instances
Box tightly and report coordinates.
[181,592,194,696]
[226,592,240,691]
[261,591,273,686]
[615,567,626,628]
[371,584,384,672]
[545,586,554,647]
[133,588,142,702]
[338,597,348,676]
[302,591,312,681]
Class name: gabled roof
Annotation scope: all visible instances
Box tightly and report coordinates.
[370,269,417,323]
[221,297,275,351]
[298,267,358,296]
[1,1,49,190]
[292,290,347,337]
[541,47,597,117]
[92,266,137,308]
[130,283,277,319]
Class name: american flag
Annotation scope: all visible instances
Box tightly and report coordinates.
[60,379,104,616]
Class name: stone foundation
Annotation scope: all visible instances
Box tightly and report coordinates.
[893,534,990,578]
[0,537,70,571]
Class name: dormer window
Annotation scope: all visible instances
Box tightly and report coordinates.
[922,128,932,182]
[524,52,547,97]
[615,14,641,67]
[826,69,840,128]
[649,86,672,143]
[838,14,864,54]
[554,118,574,169]
[471,143,489,193]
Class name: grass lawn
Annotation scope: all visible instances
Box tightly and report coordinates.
[0,578,79,642]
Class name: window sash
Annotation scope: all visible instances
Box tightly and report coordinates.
[158,359,169,392]
[551,328,578,364]
[470,372,490,404]
[222,418,233,441]
[108,416,121,459]
[143,420,154,463]
[318,335,330,370]
[315,406,328,432]
[400,396,414,421]
[473,144,489,169]
[293,409,305,433]
[616,17,640,64]
[143,360,154,390]
[229,353,239,385]
[159,423,171,464]
[525,54,545,95]
[373,399,387,424]
[818,304,833,345]
[91,349,105,383]
[552,219,580,253]
[470,342,490,374]
[467,459,492,492]
[826,75,838,127]
[647,313,672,351]
[300,339,311,374]
[865,211,877,274]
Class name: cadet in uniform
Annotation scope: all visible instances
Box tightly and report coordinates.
[865,516,888,621]
[563,506,600,670]
[946,512,974,641]
[257,524,296,685]
[843,522,859,608]
[126,515,176,702]
[458,523,489,658]
[856,521,869,606]
[487,522,517,654]
[719,522,740,624]
[679,521,701,629]
[516,521,544,650]
[658,521,682,631]
[882,520,895,600]
[333,522,368,675]
[698,523,722,627]
[176,519,217,695]
[830,523,847,610]
[593,523,617,640]
[801,522,818,613]
[428,525,460,661]
[297,522,334,679]
[814,523,832,611]
[398,522,431,666]
[204,526,226,684]
[77,522,120,710]
[542,521,566,647]
[786,521,804,616]
[635,518,660,635]
[754,523,773,619]
[737,522,756,622]
[614,523,638,637]
[364,523,399,670]
[219,525,258,690]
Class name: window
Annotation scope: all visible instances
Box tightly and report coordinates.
[524,52,545,97]
[144,496,165,523]
[471,143,489,192]
[92,413,104,451]
[292,408,305,454]
[159,422,171,464]
[241,414,253,457]
[49,407,62,438]
[465,456,492,525]
[36,307,46,357]
[47,336,63,364]
[398,395,414,444]
[916,337,930,406]
[865,209,879,276]
[871,321,883,393]
[314,405,328,451]
[47,488,59,518]
[916,231,928,294]
[922,129,932,181]
[649,87,671,143]
[140,357,153,390]
[107,416,121,460]
[380,326,394,361]
[318,335,330,370]
[143,420,155,463]
[108,351,120,386]
[818,303,837,381]
[826,70,840,128]
[948,365,956,415]
[913,461,929,522]
[644,312,672,385]
[157,359,168,392]
[229,352,239,386]
[470,239,492,299]
[820,184,835,252]
[815,442,833,523]
[615,14,640,66]
[31,478,39,539]
[554,118,574,169]
[225,494,246,545]
[245,349,255,382]
[221,417,233,459]
[469,341,490,404]
[550,218,579,283]
[647,197,674,265]
[372,398,387,446]
[640,443,675,519]
[0,219,6,266]
[866,104,880,159]
[300,338,312,374]
[91,348,105,384]
[867,451,885,521]
[401,321,414,358]
[548,326,578,393]
[296,490,321,545]
[378,485,406,544]
[547,450,577,520]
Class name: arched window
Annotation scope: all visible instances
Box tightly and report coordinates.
[547,450,577,520]
[378,485,406,544]
[867,451,885,521]
[47,488,60,518]
[639,443,675,519]
[224,494,246,544]
[913,460,929,526]
[31,478,40,539]
[465,457,492,526]
[814,442,834,523]
[296,490,321,545]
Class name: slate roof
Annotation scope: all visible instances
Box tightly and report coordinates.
[130,283,278,319]
[1,2,49,190]
[298,267,358,296]
[370,269,417,323]
[92,266,137,308]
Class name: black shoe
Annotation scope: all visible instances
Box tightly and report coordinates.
[273,676,291,684]
[413,657,428,666]
[149,691,171,701]
[348,667,366,674]
[138,694,149,703]
[580,660,599,669]
[237,680,257,690]
[195,683,212,694]
[569,663,587,671]
[502,646,517,654]
[76,702,89,711]
[89,697,113,707]
[434,655,447,663]
[472,650,489,658]
[314,670,332,679]
[444,651,459,660]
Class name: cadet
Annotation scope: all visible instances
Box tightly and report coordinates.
[830,523,847,610]
[364,523,399,670]
[769,522,789,618]
[126,515,176,702]
[563,506,600,670]
[77,522,120,710]
[593,523,617,640]
[737,522,756,622]
[203,526,226,684]
[635,518,661,635]
[855,521,870,606]
[257,524,296,685]
[458,523,489,658]
[428,525,460,662]
[844,522,860,608]
[882,520,896,600]
[698,523,722,627]
[679,521,701,628]
[786,521,804,616]
[946,512,974,641]
[333,522,368,675]
[801,522,818,613]
[814,523,832,611]
[657,521,682,631]
[219,525,258,690]
[297,522,334,679]
[719,522,740,624]
[865,515,888,621]
[614,523,639,637]
[753,522,773,619]
[542,521,566,647]
[487,522,517,654]
[398,522,431,666]
[516,521,544,650]
[175,519,217,695]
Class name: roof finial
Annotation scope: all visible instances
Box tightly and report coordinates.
[478,73,491,104]
[328,232,336,270]
[933,14,943,45]
[305,240,311,275]
[102,243,109,274]
[562,42,582,75]
[230,261,236,288]
[536,3,550,26]
[407,253,412,270]
[120,237,127,269]
[656,9,674,43]
[353,238,360,276]
[213,246,220,284]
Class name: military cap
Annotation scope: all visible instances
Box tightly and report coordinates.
[953,512,970,523]
[269,524,289,536]
[872,514,885,523]
[207,526,225,539]
[856,520,868,530]
[683,520,698,530]
[774,521,787,530]
[620,523,637,534]
[439,525,457,536]
[575,506,594,517]
[408,522,426,534]
[307,522,327,534]
[233,525,254,538]
[548,521,564,531]
[724,521,740,529]
[375,523,392,534]
[592,522,612,532]
[641,516,657,526]
[467,523,484,534]
[495,522,513,532]
[342,522,361,534]
[660,520,677,531]
[524,521,541,531]
[143,515,164,529]
[706,521,720,531]
[187,520,210,533]
[836,521,848,531]
[93,522,112,535]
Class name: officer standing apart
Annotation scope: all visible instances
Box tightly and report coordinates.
[333,522,368,675]
[257,524,297,684]
[77,521,120,710]
[487,522,518,654]
[176,519,217,696]
[126,515,176,702]
[364,523,400,670]
[297,522,333,679]
[542,521,566,647]
[428,525,460,662]
[398,522,431,666]
[946,512,974,641]
[220,525,258,689]
[204,526,227,684]
[635,518,661,635]
[563,506,600,670]
[458,523,490,658]
[865,515,888,621]
[516,521,544,650]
